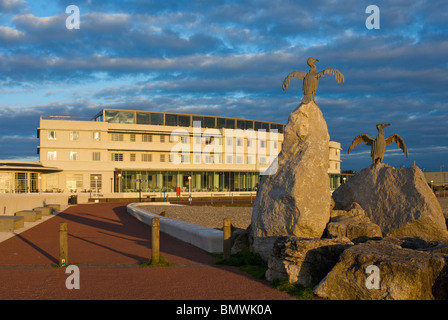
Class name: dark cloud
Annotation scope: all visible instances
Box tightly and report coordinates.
[0,0,447,171]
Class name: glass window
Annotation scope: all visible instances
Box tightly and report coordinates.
[165,114,177,126]
[142,134,152,142]
[130,153,136,162]
[136,112,150,125]
[204,117,215,128]
[178,115,190,127]
[105,110,119,123]
[225,119,235,129]
[47,151,57,160]
[111,133,124,141]
[245,121,254,130]
[66,174,83,191]
[141,154,152,162]
[70,152,79,160]
[236,120,245,130]
[92,152,101,161]
[93,131,101,141]
[112,153,123,161]
[119,111,134,124]
[160,135,166,143]
[150,113,164,125]
[70,131,79,141]
[48,131,56,140]
[90,174,102,191]
[217,118,226,129]
[130,134,136,142]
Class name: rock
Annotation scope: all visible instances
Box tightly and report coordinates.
[231,228,250,254]
[332,163,448,239]
[326,202,382,242]
[314,242,448,300]
[265,236,353,287]
[250,101,331,260]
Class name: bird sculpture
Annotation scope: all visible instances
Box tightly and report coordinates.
[347,124,408,164]
[282,57,344,104]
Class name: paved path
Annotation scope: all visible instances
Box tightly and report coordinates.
[0,202,295,300]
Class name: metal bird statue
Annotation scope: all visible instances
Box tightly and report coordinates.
[347,124,408,164]
[282,57,344,104]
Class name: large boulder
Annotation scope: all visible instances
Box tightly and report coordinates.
[333,163,448,239]
[250,101,331,260]
[314,241,448,300]
[266,236,353,287]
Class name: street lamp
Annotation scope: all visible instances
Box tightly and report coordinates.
[118,173,122,193]
[431,180,434,192]
[188,175,192,204]
[343,176,347,184]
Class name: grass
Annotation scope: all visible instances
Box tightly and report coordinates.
[213,249,268,279]
[270,278,314,300]
[139,255,172,267]
[213,249,315,299]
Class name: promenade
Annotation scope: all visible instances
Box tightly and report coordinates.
[0,202,295,300]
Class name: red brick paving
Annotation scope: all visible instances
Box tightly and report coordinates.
[0,202,295,300]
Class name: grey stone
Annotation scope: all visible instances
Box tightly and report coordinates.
[250,101,331,260]
[266,236,353,287]
[314,242,448,300]
[332,163,448,239]
[326,202,383,242]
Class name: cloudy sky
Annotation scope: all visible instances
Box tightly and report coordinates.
[0,0,447,172]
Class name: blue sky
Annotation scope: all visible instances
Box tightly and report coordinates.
[0,0,447,172]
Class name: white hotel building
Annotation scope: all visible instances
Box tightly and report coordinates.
[0,108,342,195]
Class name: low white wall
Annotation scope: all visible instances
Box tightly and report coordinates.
[0,194,90,215]
[126,202,223,253]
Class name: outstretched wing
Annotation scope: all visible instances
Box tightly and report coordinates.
[282,70,307,91]
[317,68,344,84]
[347,134,374,154]
[385,134,408,157]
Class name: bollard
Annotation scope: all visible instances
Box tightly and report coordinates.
[223,218,231,260]
[152,218,160,264]
[59,222,68,267]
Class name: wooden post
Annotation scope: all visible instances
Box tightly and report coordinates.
[223,218,231,260]
[59,222,68,267]
[152,218,160,264]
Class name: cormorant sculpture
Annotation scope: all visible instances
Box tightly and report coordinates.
[347,123,408,164]
[282,57,344,104]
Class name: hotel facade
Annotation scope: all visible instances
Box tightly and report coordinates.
[0,108,343,195]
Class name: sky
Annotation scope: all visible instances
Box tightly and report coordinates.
[0,0,447,172]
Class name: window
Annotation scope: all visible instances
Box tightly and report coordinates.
[142,134,152,142]
[90,174,102,191]
[181,155,190,163]
[130,153,136,162]
[111,133,124,141]
[92,152,101,161]
[160,154,166,162]
[66,174,83,191]
[141,154,152,162]
[205,156,214,164]
[237,138,243,147]
[227,137,232,146]
[130,134,136,142]
[70,131,79,141]
[48,131,56,140]
[181,136,189,144]
[259,157,268,165]
[93,131,101,141]
[112,153,123,161]
[195,136,201,145]
[236,156,243,164]
[260,140,266,148]
[226,155,233,164]
[70,152,79,160]
[160,135,166,143]
[47,151,57,160]
[247,156,255,164]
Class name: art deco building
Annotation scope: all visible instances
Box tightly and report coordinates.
[1,108,342,194]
